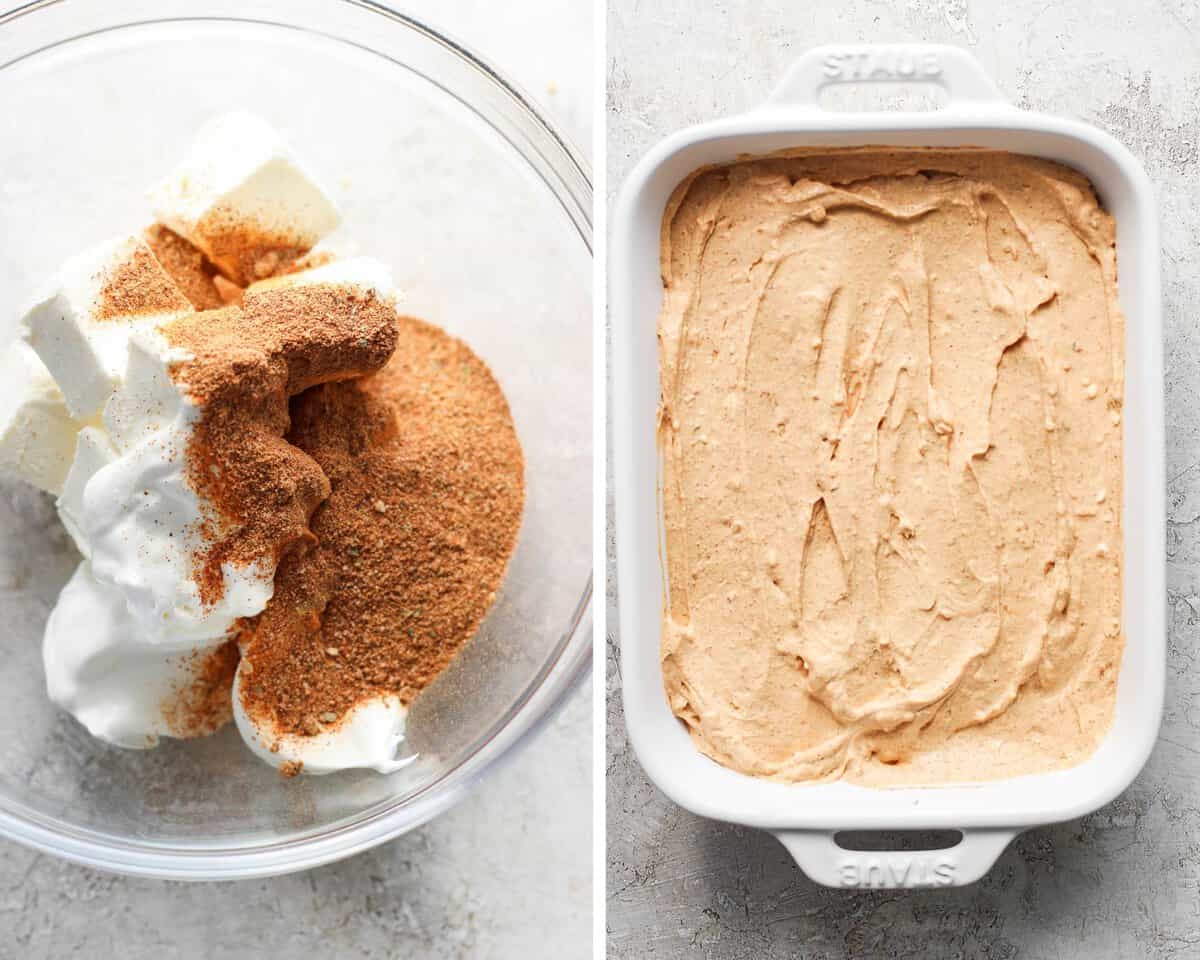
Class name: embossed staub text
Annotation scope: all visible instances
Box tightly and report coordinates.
[821,49,943,82]
[838,856,957,888]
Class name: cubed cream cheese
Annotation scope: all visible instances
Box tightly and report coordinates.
[20,235,192,419]
[249,256,398,303]
[101,329,193,453]
[150,112,342,284]
[0,342,84,495]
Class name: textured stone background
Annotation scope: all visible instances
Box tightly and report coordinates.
[0,2,592,958]
[607,1,1200,957]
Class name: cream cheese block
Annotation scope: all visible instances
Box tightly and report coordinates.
[20,234,192,419]
[150,112,342,284]
[249,256,397,301]
[0,342,85,495]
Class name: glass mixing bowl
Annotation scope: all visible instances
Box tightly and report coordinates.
[0,0,591,879]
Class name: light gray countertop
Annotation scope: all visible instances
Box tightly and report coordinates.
[0,2,592,958]
[606,1,1200,957]
[5,690,590,958]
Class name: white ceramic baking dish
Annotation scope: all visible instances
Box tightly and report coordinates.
[612,44,1164,889]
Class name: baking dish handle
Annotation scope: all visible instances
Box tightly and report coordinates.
[775,828,1016,889]
[765,44,1011,111]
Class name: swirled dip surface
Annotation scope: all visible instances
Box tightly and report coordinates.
[658,149,1124,786]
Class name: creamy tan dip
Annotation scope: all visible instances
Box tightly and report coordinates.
[658,149,1124,786]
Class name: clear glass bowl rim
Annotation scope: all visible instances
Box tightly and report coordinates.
[0,0,593,880]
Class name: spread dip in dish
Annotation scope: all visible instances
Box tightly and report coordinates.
[657,149,1124,786]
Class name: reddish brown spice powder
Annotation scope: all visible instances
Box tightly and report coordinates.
[159,639,241,738]
[159,284,399,607]
[236,315,525,738]
[90,250,521,746]
[195,208,314,286]
[144,225,227,311]
[274,249,338,277]
[95,240,192,320]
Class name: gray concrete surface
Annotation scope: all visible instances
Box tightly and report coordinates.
[607,1,1200,957]
[0,2,592,959]
[3,690,590,959]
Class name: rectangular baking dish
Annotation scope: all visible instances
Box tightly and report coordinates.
[611,44,1164,888]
